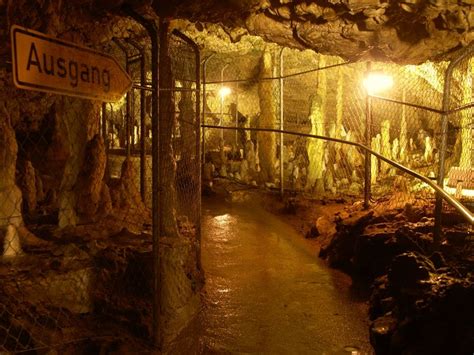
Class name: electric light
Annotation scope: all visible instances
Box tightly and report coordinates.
[219,86,232,98]
[363,72,394,95]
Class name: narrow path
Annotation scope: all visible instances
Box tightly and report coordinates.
[197,198,372,354]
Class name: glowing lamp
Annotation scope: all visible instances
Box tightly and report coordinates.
[363,72,393,95]
[219,86,232,98]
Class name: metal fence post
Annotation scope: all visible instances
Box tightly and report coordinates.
[202,54,214,168]
[123,7,162,349]
[127,39,147,201]
[101,102,107,144]
[364,62,372,209]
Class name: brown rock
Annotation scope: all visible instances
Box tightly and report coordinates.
[110,158,151,233]
[0,116,23,228]
[75,134,107,222]
[19,159,37,214]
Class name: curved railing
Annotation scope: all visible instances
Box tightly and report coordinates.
[202,124,474,226]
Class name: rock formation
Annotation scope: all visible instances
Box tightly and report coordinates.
[257,48,277,183]
[0,113,23,229]
[164,1,473,64]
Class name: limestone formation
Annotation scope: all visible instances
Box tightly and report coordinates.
[166,1,473,64]
[380,120,391,174]
[3,225,22,258]
[19,159,37,215]
[57,98,101,228]
[424,136,434,164]
[399,91,408,163]
[371,134,381,185]
[110,158,150,234]
[75,134,109,223]
[0,115,23,229]
[306,56,328,193]
[257,49,277,183]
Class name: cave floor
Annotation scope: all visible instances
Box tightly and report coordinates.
[174,197,373,354]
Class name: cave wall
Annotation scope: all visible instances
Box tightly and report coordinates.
[0,1,144,228]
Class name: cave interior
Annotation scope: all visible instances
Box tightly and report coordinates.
[0,0,473,354]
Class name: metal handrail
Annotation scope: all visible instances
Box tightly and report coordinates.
[202,124,474,225]
[370,94,474,115]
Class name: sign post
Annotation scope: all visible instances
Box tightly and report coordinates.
[11,25,132,102]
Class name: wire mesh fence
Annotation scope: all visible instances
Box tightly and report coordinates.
[440,49,474,234]
[0,20,202,353]
[202,46,473,234]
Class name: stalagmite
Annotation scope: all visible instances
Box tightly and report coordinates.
[0,111,23,229]
[57,98,100,228]
[371,134,381,184]
[399,89,408,163]
[246,139,256,173]
[306,55,327,193]
[257,48,277,183]
[306,95,326,192]
[20,160,37,214]
[380,120,391,174]
[424,136,434,163]
[219,139,228,177]
[240,159,249,183]
[392,138,399,162]
[3,224,22,258]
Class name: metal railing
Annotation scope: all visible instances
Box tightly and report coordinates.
[202,124,474,226]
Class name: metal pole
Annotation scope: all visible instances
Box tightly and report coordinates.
[123,7,161,349]
[195,45,202,271]
[139,50,146,200]
[279,48,284,197]
[364,95,372,209]
[114,39,132,156]
[201,54,214,167]
[127,39,147,201]
[101,102,107,144]
[220,63,229,141]
[364,62,372,209]
[131,88,136,150]
[235,84,239,146]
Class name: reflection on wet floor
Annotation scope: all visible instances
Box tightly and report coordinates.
[173,198,372,354]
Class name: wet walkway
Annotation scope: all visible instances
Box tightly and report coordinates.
[196,198,372,354]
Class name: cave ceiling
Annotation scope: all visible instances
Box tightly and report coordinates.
[1,0,473,65]
[151,0,473,64]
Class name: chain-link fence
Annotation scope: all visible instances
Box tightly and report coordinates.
[1,17,202,353]
[202,45,473,234]
[438,47,474,238]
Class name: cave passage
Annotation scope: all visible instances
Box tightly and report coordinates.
[197,198,371,354]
